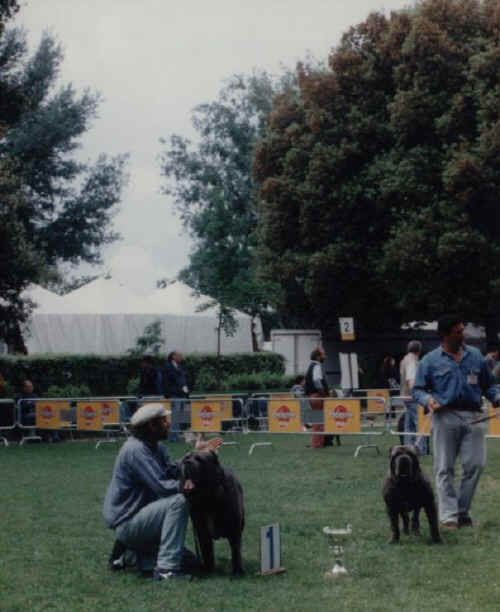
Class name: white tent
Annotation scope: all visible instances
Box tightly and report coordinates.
[24,280,261,355]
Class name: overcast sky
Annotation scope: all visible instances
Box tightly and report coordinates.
[15,0,408,295]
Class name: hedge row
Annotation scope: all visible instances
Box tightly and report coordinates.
[0,352,286,396]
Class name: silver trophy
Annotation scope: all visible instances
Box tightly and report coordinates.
[323,524,352,578]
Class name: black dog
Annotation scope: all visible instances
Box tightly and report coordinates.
[383,445,441,544]
[180,450,245,575]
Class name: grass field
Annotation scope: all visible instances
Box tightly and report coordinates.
[1,432,500,612]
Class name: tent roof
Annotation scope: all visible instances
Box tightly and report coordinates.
[26,279,248,318]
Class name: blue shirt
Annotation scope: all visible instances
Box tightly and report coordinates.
[102,436,181,528]
[413,344,500,411]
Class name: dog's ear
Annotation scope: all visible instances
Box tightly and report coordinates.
[182,451,193,462]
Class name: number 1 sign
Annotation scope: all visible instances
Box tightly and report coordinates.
[260,523,285,575]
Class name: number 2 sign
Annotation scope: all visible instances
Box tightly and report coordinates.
[339,317,355,341]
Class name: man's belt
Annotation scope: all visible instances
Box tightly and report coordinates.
[442,401,480,412]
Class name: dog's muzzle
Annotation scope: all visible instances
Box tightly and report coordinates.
[393,453,414,479]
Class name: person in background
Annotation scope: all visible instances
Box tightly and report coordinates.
[16,379,60,443]
[163,351,189,442]
[400,340,428,455]
[484,342,499,373]
[290,375,305,397]
[138,356,163,397]
[305,348,339,448]
[379,355,399,420]
[413,314,500,530]
[379,355,400,390]
[16,380,36,428]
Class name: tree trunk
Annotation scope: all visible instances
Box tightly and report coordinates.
[216,309,222,357]
[6,321,28,354]
[251,317,259,352]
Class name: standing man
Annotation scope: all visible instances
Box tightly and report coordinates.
[164,351,189,442]
[103,403,221,581]
[413,315,500,530]
[138,355,163,397]
[400,340,427,454]
[305,348,339,448]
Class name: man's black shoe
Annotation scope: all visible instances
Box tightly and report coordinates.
[458,514,473,528]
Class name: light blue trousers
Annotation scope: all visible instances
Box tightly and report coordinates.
[115,494,189,571]
[432,410,486,523]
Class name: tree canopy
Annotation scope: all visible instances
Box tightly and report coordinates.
[0,24,128,351]
[160,71,295,337]
[254,0,500,337]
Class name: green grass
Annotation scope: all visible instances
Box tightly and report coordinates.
[2,434,500,611]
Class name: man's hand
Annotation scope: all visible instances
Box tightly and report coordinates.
[427,397,441,414]
[183,478,195,492]
[194,436,223,452]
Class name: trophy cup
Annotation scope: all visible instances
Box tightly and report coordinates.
[323,524,352,578]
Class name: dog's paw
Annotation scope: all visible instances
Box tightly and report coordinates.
[388,536,400,544]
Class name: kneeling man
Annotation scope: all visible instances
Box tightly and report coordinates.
[103,403,221,581]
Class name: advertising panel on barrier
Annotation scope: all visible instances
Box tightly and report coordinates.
[210,397,233,420]
[323,399,361,434]
[191,401,221,432]
[488,403,500,436]
[36,401,69,429]
[417,404,432,436]
[268,399,301,433]
[366,389,389,414]
[101,400,120,424]
[77,402,103,431]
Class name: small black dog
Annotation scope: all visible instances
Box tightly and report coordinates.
[383,445,441,544]
[180,450,245,575]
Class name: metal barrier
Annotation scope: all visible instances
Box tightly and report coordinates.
[17,396,130,446]
[390,399,500,446]
[244,394,387,456]
[96,395,246,448]
[0,399,16,447]
[17,398,43,445]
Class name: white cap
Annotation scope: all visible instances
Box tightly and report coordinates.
[130,403,170,427]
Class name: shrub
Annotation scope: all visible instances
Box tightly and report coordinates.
[45,384,92,398]
[127,377,139,395]
[0,352,285,397]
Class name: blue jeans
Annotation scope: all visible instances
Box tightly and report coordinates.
[432,410,486,523]
[115,494,189,571]
[168,399,185,442]
[404,401,429,455]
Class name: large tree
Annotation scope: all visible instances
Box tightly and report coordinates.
[160,71,295,342]
[254,0,500,338]
[0,160,43,352]
[0,27,128,350]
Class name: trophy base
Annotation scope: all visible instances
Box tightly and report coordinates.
[324,563,348,579]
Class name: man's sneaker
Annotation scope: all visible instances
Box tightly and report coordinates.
[154,568,192,581]
[108,540,127,571]
[458,514,473,528]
